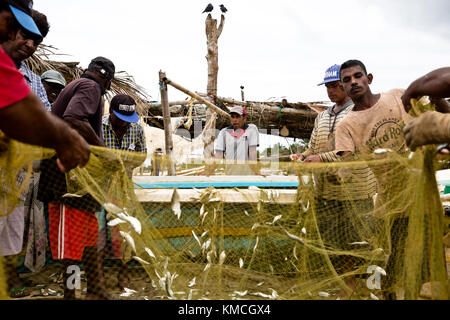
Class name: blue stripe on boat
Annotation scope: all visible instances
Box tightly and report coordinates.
[135,181,299,189]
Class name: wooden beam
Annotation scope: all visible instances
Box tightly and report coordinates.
[162,76,231,120]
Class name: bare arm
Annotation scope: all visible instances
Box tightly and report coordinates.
[431,98,450,114]
[0,92,90,171]
[403,67,450,112]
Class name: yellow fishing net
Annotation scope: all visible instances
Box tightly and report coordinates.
[0,102,449,301]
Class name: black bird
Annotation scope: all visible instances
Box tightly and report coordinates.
[203,3,214,13]
[220,4,228,14]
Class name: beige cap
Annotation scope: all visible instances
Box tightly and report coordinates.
[229,106,247,116]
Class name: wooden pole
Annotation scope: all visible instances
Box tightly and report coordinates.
[204,13,225,159]
[159,70,176,176]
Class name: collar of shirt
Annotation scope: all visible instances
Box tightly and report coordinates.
[81,73,106,95]
[226,123,250,131]
[102,115,137,128]
[19,62,33,84]
[327,99,354,116]
[19,62,52,112]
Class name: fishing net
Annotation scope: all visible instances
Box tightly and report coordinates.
[0,103,449,301]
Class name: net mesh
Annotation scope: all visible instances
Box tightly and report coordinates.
[0,101,449,300]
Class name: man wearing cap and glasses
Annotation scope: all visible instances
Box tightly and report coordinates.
[37,56,116,300]
[100,94,147,291]
[213,106,260,175]
[41,70,66,104]
[290,64,378,298]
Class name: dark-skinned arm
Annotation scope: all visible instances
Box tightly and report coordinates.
[403,67,450,113]
[0,92,91,172]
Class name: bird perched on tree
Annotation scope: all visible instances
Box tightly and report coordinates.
[220,4,228,14]
[203,3,214,13]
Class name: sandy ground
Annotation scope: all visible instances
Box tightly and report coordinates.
[16,264,159,300]
[9,247,450,300]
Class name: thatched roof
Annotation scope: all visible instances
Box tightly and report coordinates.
[25,45,153,116]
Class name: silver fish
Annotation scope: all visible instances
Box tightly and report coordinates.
[171,189,182,220]
[218,251,226,265]
[120,231,136,253]
[282,228,305,245]
[253,237,259,252]
[192,230,201,247]
[133,256,150,265]
[104,203,124,215]
[272,215,282,224]
[370,293,380,300]
[62,193,83,198]
[188,277,196,288]
[107,218,126,227]
[293,245,298,260]
[145,247,156,259]
[349,241,369,246]
[116,213,142,235]
[233,291,248,297]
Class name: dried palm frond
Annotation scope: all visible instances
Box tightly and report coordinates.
[24,44,152,116]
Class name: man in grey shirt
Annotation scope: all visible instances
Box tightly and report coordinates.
[214,106,260,175]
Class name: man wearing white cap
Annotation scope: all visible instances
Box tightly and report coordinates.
[41,70,66,104]
[214,106,260,175]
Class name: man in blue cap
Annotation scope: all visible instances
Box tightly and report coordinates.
[100,94,147,291]
[1,0,41,41]
[290,64,354,163]
[103,94,146,156]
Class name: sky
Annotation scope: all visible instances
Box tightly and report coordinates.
[33,0,450,105]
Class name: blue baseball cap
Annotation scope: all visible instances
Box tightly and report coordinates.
[111,94,139,123]
[317,64,341,86]
[7,0,42,37]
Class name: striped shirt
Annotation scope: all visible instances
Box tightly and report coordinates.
[302,100,377,200]
[102,115,147,153]
[19,62,52,111]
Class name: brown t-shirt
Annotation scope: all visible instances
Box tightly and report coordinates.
[335,89,411,217]
[335,88,410,155]
[52,77,104,140]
